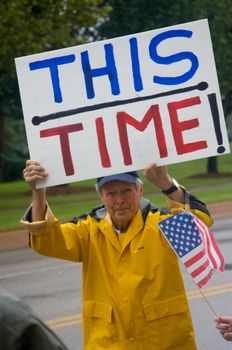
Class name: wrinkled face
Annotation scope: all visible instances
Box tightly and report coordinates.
[99,180,143,231]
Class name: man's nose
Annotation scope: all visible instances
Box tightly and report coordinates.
[115,193,125,203]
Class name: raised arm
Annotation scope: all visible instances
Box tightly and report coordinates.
[23,160,48,222]
[143,162,185,203]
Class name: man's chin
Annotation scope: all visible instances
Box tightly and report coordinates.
[114,210,129,218]
[113,214,132,227]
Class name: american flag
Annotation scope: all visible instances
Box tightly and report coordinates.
[158,212,224,288]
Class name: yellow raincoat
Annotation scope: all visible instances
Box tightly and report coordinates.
[21,195,212,350]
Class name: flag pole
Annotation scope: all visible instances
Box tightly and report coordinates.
[198,288,218,317]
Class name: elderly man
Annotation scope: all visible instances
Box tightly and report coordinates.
[22,160,212,350]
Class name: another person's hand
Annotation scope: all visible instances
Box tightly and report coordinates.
[23,160,48,190]
[215,316,232,341]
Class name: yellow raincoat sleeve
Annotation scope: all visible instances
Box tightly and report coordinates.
[20,204,90,263]
[165,185,213,227]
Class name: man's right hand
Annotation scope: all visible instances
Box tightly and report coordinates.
[23,160,48,190]
[23,160,48,221]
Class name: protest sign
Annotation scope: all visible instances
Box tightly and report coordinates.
[15,19,230,187]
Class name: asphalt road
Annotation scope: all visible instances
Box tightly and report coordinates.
[0,216,232,350]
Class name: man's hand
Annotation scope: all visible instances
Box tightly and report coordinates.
[23,160,48,221]
[143,163,173,190]
[23,160,48,190]
[143,162,185,203]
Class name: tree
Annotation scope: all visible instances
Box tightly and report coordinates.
[99,0,232,173]
[0,0,109,181]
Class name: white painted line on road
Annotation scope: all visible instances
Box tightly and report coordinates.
[0,263,77,279]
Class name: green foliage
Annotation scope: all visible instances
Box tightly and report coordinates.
[0,119,29,181]
[0,0,110,181]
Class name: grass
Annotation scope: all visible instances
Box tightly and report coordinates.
[0,149,232,232]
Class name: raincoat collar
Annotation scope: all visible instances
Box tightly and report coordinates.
[93,198,160,253]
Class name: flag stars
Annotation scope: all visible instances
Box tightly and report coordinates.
[158,213,206,258]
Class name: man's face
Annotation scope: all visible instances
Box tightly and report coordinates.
[99,180,143,231]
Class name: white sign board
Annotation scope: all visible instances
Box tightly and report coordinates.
[15,19,230,187]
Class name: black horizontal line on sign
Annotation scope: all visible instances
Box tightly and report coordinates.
[31,81,208,126]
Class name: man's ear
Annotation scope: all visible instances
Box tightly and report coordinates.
[98,190,103,201]
[139,184,144,198]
